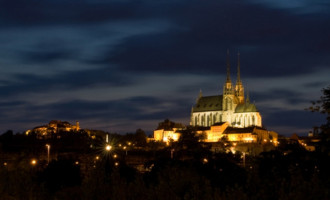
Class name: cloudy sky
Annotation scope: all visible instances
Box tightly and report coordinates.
[0,0,329,136]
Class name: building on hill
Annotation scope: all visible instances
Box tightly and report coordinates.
[195,122,278,144]
[152,119,185,143]
[26,120,80,139]
[190,51,262,128]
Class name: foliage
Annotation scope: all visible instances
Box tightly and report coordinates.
[308,85,330,132]
[39,158,82,193]
[308,86,330,153]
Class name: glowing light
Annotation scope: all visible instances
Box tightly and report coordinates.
[95,156,99,160]
[244,137,254,142]
[31,159,37,165]
[115,162,119,166]
[113,154,117,158]
[203,158,208,163]
[3,162,7,166]
[106,144,112,151]
[75,161,79,165]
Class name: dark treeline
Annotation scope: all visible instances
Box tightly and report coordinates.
[0,129,330,200]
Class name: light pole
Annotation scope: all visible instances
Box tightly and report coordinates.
[242,152,246,168]
[46,144,50,164]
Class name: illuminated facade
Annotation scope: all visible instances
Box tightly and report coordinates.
[153,119,185,142]
[190,51,262,128]
[26,120,80,139]
[196,122,278,144]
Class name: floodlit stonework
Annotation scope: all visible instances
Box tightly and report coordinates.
[153,119,185,143]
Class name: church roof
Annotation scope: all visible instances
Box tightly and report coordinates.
[193,95,223,112]
[224,126,265,134]
[156,119,185,131]
[235,102,258,113]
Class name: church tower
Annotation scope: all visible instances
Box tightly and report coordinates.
[235,52,245,104]
[223,50,235,111]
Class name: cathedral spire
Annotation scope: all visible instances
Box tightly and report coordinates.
[235,51,244,103]
[246,89,250,103]
[226,49,231,83]
[199,89,203,98]
[236,51,241,84]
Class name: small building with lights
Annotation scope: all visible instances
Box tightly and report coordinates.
[26,120,80,139]
[196,122,278,144]
[153,119,185,142]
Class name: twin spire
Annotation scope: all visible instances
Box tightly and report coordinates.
[224,50,244,103]
[225,49,241,85]
[226,49,231,83]
[237,52,241,84]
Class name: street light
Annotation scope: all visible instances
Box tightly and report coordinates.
[123,146,127,155]
[31,159,37,166]
[105,144,112,151]
[46,144,50,164]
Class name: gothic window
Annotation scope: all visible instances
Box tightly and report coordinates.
[207,115,210,126]
[225,97,232,110]
[195,116,198,126]
[252,116,255,125]
[210,113,213,125]
[202,115,205,126]
[213,114,217,124]
[229,98,232,110]
[224,98,228,110]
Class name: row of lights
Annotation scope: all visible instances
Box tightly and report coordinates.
[4,141,131,168]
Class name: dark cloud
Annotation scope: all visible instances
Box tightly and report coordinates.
[262,109,326,135]
[0,1,143,26]
[0,96,190,133]
[303,81,329,89]
[0,67,139,98]
[252,89,305,105]
[105,0,330,78]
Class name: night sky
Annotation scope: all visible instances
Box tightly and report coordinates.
[0,0,329,136]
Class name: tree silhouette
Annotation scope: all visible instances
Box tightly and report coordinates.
[307,85,330,152]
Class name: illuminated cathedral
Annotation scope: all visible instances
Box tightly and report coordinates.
[153,51,278,146]
[190,51,262,128]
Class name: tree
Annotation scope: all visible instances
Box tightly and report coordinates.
[308,86,330,127]
[135,129,147,147]
[308,86,330,152]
